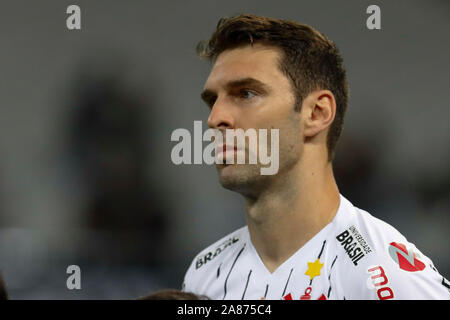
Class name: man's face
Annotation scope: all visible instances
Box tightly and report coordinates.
[202,44,303,195]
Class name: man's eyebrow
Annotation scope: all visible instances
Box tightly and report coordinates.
[201,77,269,102]
[200,89,216,104]
[224,77,269,91]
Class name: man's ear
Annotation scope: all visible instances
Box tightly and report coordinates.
[302,90,336,138]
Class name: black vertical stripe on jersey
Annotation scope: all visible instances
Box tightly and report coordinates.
[330,255,338,269]
[282,268,294,297]
[327,285,332,298]
[327,255,338,298]
[264,284,269,299]
[217,263,222,278]
[309,240,327,286]
[318,240,326,259]
[241,270,252,300]
[442,277,450,290]
[328,255,338,280]
[222,243,246,300]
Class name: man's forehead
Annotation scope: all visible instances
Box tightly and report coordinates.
[204,44,283,89]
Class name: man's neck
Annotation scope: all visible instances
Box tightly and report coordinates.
[244,161,340,274]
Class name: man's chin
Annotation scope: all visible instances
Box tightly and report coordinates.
[216,164,262,193]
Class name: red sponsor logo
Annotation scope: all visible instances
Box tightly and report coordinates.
[367,265,394,300]
[388,242,425,272]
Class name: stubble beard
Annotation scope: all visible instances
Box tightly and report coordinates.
[216,162,268,197]
[216,140,300,199]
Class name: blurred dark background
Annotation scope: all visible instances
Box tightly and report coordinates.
[0,0,448,298]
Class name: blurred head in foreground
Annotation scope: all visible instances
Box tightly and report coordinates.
[138,289,208,300]
[0,274,8,300]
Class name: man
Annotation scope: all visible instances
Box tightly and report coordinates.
[182,14,450,300]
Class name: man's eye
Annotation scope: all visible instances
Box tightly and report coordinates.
[239,90,256,99]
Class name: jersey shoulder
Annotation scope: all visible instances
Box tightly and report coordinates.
[333,198,450,300]
[182,226,248,294]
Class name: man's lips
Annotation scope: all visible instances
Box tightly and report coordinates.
[215,144,239,155]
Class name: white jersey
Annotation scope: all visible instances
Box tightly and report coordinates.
[183,195,450,300]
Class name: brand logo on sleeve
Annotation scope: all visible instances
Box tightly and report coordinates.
[195,236,239,269]
[336,225,372,266]
[388,242,425,272]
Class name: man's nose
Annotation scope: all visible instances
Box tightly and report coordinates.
[207,98,235,130]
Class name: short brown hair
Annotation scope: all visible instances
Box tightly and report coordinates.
[197,14,349,160]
